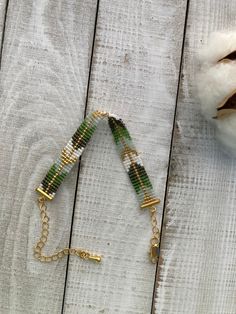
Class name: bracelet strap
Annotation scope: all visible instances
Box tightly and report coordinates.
[35,111,160,263]
[36,111,160,209]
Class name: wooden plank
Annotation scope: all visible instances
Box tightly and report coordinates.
[0,0,7,59]
[0,0,97,313]
[154,1,236,313]
[62,0,188,313]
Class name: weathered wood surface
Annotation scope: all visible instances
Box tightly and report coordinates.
[0,0,7,58]
[62,0,187,313]
[0,0,98,313]
[2,0,235,313]
[154,1,236,313]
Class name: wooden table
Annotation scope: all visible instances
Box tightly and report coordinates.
[0,0,236,313]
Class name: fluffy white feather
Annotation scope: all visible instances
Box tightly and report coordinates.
[196,31,236,156]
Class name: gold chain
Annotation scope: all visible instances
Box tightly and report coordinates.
[149,206,160,263]
[34,196,160,264]
[33,196,102,263]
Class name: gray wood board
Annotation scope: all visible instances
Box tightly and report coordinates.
[62,0,188,313]
[0,0,7,64]
[0,0,97,313]
[154,0,236,313]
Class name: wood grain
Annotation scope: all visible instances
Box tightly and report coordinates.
[0,0,7,59]
[0,0,97,313]
[154,1,236,313]
[62,0,187,313]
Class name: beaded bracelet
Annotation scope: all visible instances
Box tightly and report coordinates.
[34,111,160,263]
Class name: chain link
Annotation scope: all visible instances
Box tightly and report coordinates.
[33,196,101,263]
[149,206,160,263]
[34,196,160,264]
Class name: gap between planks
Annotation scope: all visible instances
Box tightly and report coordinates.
[61,0,101,313]
[151,0,190,313]
[0,0,9,69]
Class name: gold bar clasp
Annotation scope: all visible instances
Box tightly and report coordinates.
[78,250,102,263]
[88,255,102,263]
[36,187,53,201]
[149,243,160,263]
[140,197,160,209]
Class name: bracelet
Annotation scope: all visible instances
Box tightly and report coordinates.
[34,111,160,264]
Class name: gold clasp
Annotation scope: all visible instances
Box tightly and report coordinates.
[78,250,102,263]
[88,255,102,263]
[149,243,159,263]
